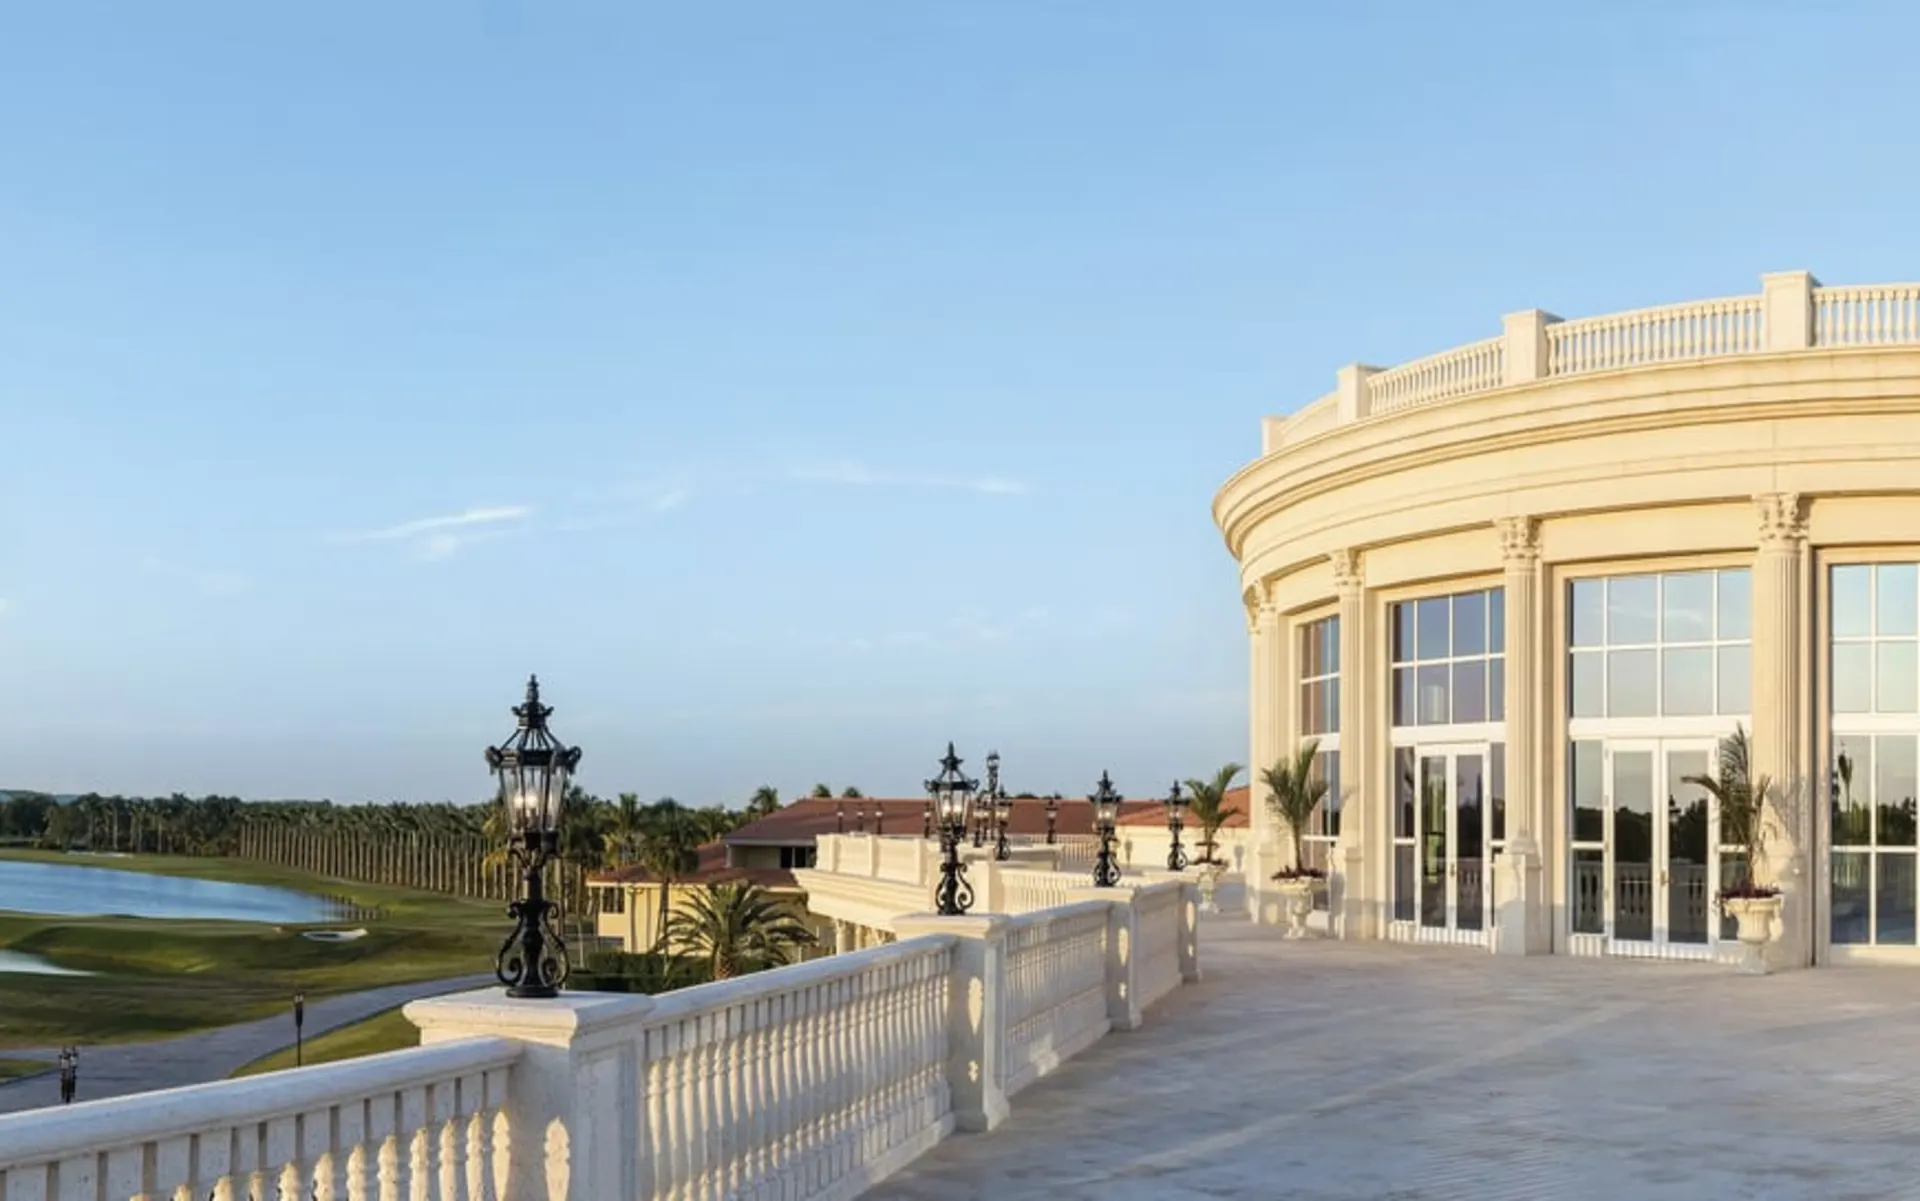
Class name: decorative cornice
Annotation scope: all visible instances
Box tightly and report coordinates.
[1213,355,1920,562]
[1754,492,1808,550]
[1495,516,1541,565]
[1329,549,1364,593]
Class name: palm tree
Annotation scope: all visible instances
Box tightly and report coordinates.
[1263,740,1329,875]
[747,786,780,819]
[664,882,817,980]
[1682,725,1774,897]
[1183,763,1243,865]
[606,793,646,866]
[810,784,833,798]
[638,801,703,950]
[839,786,864,799]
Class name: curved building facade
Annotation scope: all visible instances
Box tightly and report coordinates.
[1215,270,1920,968]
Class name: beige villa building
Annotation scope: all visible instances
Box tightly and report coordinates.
[1219,270,1920,970]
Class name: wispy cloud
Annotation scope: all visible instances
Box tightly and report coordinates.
[843,607,1051,654]
[789,459,1028,496]
[141,557,253,598]
[333,505,533,562]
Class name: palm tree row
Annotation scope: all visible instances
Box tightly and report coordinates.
[0,783,807,905]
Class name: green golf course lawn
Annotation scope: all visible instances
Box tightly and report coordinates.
[0,850,505,1050]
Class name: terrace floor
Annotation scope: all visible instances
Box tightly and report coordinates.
[865,915,1920,1201]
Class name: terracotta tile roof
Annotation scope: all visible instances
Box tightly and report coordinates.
[723,796,1165,844]
[589,840,800,890]
[1116,784,1252,829]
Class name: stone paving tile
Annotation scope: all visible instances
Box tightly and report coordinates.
[866,918,1920,1201]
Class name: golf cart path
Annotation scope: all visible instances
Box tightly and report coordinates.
[0,972,493,1115]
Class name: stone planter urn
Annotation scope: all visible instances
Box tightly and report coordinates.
[1273,876,1320,939]
[1195,861,1227,913]
[1723,894,1783,975]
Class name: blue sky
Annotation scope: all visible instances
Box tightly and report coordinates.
[2,2,1917,806]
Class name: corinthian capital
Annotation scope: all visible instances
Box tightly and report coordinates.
[1329,549,1364,593]
[1495,516,1541,565]
[1754,493,1807,551]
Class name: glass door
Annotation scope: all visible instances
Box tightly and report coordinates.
[1603,741,1718,957]
[1395,745,1490,939]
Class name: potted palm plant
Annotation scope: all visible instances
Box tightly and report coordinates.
[1182,764,1243,913]
[1263,738,1329,940]
[1681,726,1780,975]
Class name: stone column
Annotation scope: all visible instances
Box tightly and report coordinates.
[1246,582,1287,925]
[1332,549,1374,939]
[1493,517,1549,954]
[1753,492,1812,970]
[832,919,854,955]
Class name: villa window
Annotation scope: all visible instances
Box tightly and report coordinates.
[1566,569,1751,718]
[1297,615,1340,908]
[778,845,817,870]
[1830,564,1920,947]
[600,886,625,915]
[1391,588,1505,726]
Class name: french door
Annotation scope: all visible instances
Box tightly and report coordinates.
[1572,740,1719,958]
[1392,745,1492,943]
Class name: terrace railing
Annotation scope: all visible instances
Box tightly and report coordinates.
[1261,270,1920,453]
[0,884,1199,1201]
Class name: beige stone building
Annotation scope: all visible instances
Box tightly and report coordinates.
[1218,270,1920,968]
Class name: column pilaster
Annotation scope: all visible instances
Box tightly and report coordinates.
[1493,516,1549,954]
[1753,492,1812,970]
[1246,582,1287,924]
[1332,549,1375,939]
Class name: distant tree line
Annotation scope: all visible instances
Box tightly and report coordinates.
[0,782,802,911]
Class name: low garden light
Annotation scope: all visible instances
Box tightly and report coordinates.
[293,989,306,1067]
[1163,781,1189,871]
[57,1046,77,1105]
[926,742,979,916]
[1090,771,1123,887]
[486,674,583,1000]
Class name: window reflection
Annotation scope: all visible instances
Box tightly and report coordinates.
[1662,572,1713,643]
[1571,579,1604,647]
[1570,741,1604,843]
[1453,591,1487,657]
[1607,575,1659,645]
[1834,566,1873,638]
[1607,649,1658,717]
[1834,742,1872,846]
[1717,569,1751,640]
[1879,564,1919,638]
[1661,647,1713,716]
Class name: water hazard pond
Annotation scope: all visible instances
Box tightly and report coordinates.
[0,858,338,924]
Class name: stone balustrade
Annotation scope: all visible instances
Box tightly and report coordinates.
[0,1036,518,1201]
[0,886,1199,1201]
[1260,270,1920,453]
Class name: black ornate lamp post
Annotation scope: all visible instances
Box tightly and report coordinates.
[1044,795,1058,845]
[1163,782,1189,871]
[836,800,846,834]
[922,799,934,840]
[926,742,979,916]
[486,674,582,1000]
[293,989,307,1067]
[58,1046,77,1105]
[984,751,1013,861]
[1090,771,1123,887]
